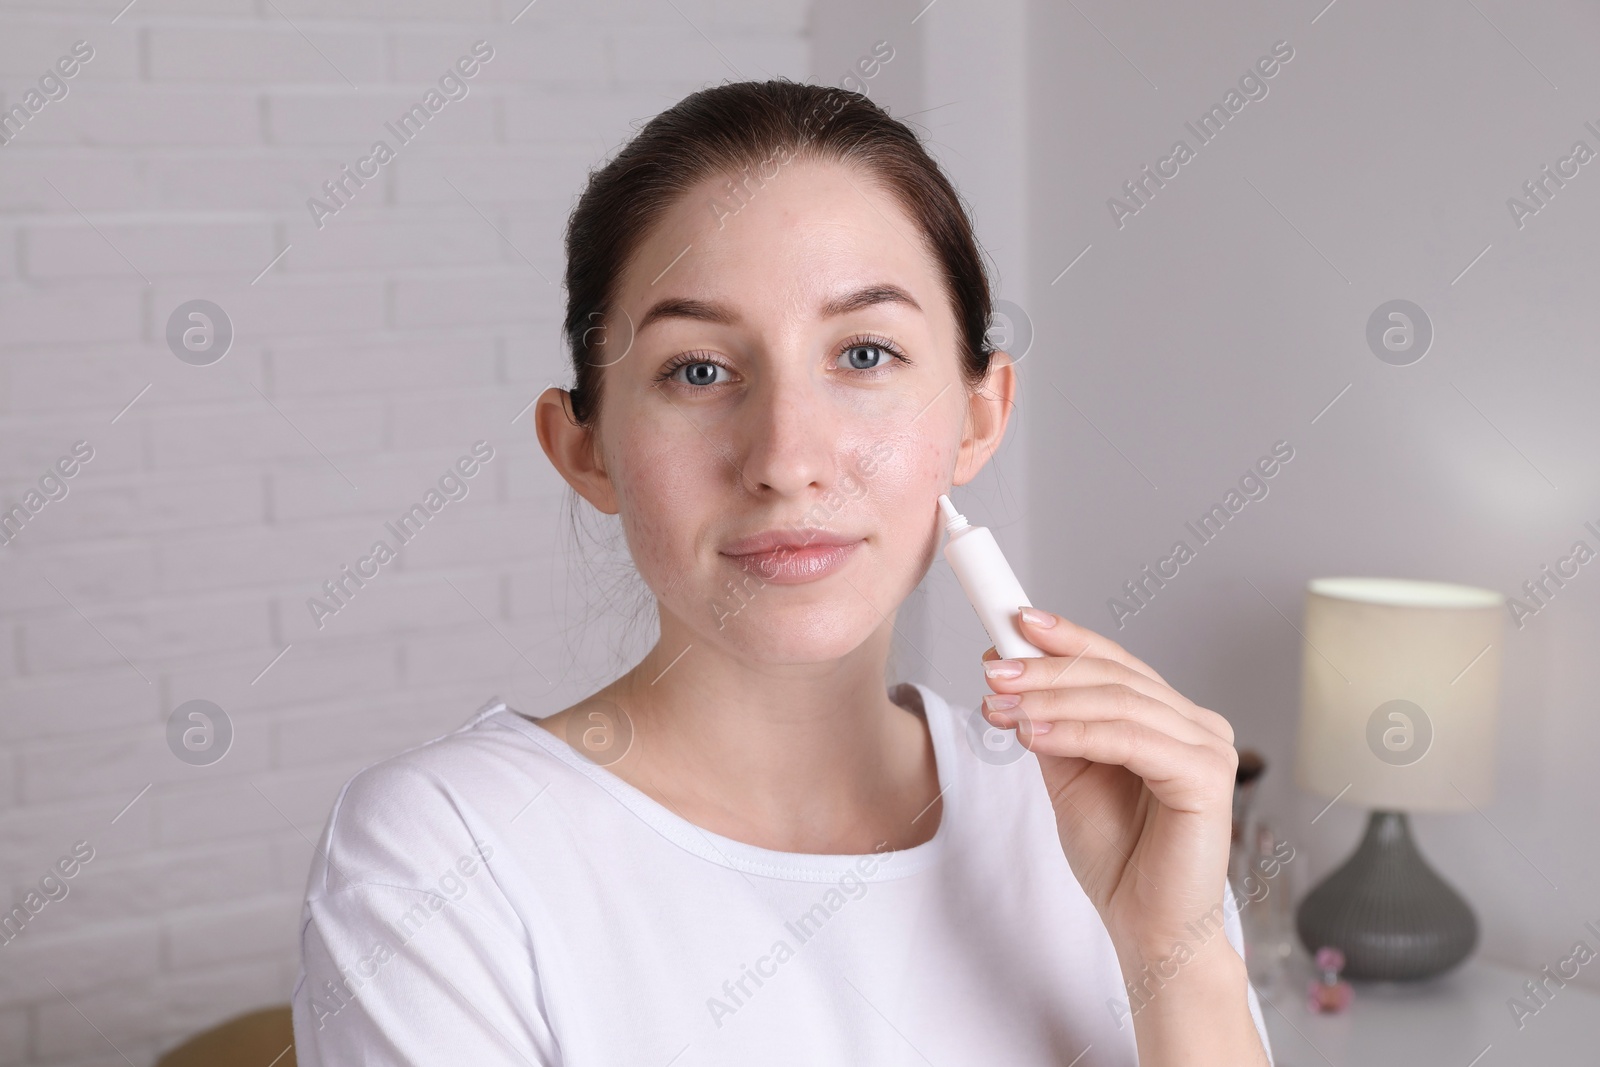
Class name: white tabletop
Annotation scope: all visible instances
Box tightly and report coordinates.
[1258,957,1600,1066]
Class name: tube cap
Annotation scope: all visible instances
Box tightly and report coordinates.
[937,494,967,533]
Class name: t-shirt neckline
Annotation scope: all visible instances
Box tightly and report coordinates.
[487,682,954,883]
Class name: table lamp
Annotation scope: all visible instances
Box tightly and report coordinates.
[1292,576,1505,981]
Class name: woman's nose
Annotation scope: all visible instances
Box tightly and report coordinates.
[733,376,837,497]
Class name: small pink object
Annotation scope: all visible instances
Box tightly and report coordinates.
[1307,946,1353,1013]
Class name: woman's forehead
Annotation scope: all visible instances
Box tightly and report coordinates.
[614,160,944,320]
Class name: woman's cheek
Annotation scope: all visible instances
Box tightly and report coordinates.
[850,425,956,504]
[845,427,956,564]
[608,434,705,595]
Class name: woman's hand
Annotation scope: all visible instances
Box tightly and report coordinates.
[980,610,1268,1065]
[980,607,1239,965]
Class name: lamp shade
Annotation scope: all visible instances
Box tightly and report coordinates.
[1293,577,1504,813]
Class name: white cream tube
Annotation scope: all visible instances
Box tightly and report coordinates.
[937,494,1044,660]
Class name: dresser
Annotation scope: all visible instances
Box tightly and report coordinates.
[1260,958,1600,1066]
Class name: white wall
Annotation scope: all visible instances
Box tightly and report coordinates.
[1025,0,1600,993]
[0,2,805,1063]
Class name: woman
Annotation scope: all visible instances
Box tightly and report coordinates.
[292,79,1274,1066]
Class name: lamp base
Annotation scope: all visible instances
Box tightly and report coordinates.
[1296,810,1477,981]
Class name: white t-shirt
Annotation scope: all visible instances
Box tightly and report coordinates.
[291,683,1273,1066]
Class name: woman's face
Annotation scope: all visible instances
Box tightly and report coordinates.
[553,157,1009,664]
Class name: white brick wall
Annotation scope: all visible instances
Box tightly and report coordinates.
[0,1,809,1063]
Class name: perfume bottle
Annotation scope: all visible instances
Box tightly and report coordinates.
[1307,946,1354,1013]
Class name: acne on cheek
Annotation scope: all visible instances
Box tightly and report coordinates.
[607,438,701,594]
[839,435,951,595]
[854,429,954,495]
[845,430,955,548]
[610,488,668,576]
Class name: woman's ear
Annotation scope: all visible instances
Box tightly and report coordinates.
[534,387,619,514]
[952,351,1017,486]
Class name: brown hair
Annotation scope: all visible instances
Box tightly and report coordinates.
[561,77,996,426]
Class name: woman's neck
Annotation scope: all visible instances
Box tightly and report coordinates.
[579,606,942,855]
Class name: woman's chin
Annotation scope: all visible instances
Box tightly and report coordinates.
[702,602,889,666]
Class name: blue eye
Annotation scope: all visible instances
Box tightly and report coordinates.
[838,343,888,370]
[673,361,727,386]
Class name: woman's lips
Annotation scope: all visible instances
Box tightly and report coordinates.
[719,535,863,585]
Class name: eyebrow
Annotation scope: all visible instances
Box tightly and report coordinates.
[636,283,922,334]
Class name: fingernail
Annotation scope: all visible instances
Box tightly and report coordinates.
[1019,607,1055,628]
[983,693,1020,712]
[1019,718,1054,735]
[984,659,1024,679]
